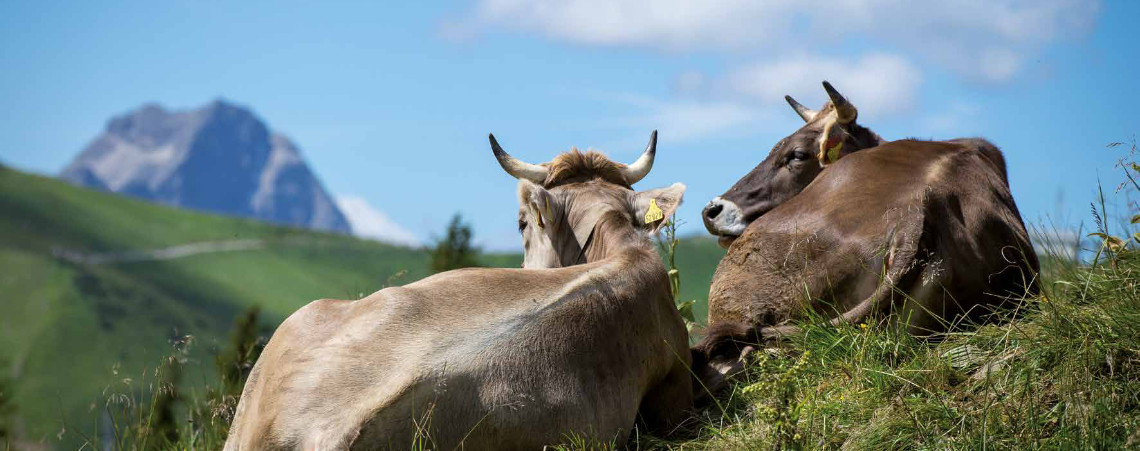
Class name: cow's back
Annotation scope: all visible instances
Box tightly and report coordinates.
[708,140,1038,331]
[348,261,689,449]
[226,258,689,451]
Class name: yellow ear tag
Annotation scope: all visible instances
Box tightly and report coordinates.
[530,202,545,228]
[827,141,843,163]
[644,199,665,224]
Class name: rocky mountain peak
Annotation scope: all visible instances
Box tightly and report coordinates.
[61,100,351,234]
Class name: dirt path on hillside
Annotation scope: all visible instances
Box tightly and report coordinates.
[52,239,265,265]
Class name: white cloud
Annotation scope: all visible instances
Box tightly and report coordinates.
[587,54,918,144]
[724,53,923,117]
[473,0,798,50]
[336,195,422,247]
[468,0,1099,83]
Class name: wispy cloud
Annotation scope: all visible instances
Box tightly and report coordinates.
[591,92,764,147]
[723,53,923,117]
[465,0,1099,83]
[336,195,422,247]
[585,53,920,147]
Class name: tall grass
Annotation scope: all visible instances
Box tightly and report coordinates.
[656,248,1139,449]
[56,309,265,451]
[657,213,699,331]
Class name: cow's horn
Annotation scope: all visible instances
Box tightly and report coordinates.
[621,130,657,185]
[785,95,817,122]
[489,134,548,184]
[822,81,857,124]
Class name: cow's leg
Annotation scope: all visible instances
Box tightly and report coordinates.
[637,360,696,436]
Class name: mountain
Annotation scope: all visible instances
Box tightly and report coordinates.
[60,100,351,233]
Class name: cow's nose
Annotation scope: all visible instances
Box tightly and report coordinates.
[702,199,726,235]
[704,202,723,220]
[703,197,746,237]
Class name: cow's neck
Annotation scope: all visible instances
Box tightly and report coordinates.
[581,211,652,264]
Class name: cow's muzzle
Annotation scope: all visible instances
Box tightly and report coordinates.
[702,197,747,248]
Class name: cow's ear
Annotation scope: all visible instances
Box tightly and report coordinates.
[632,183,686,232]
[817,117,848,166]
[518,180,560,230]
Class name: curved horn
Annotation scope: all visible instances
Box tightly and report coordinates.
[822,81,858,124]
[489,134,548,184]
[621,130,657,185]
[785,95,818,122]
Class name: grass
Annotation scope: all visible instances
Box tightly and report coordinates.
[655,248,1140,450]
[0,167,483,450]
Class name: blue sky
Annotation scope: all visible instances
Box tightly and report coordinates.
[1,1,1137,250]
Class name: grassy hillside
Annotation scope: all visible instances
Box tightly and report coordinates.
[0,166,724,449]
[0,166,443,448]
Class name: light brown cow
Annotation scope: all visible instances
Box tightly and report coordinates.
[692,83,1040,394]
[223,132,693,451]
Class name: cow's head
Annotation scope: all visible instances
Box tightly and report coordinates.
[702,81,884,248]
[490,131,686,268]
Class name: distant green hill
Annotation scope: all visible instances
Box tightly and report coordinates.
[0,166,723,449]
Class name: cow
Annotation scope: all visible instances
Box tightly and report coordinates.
[223,132,694,451]
[692,82,1040,395]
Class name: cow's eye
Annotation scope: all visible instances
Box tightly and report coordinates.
[791,150,810,161]
[518,219,527,232]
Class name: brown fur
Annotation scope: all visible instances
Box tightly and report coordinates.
[544,149,633,188]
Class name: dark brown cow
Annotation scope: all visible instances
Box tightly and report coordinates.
[693,82,1040,395]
